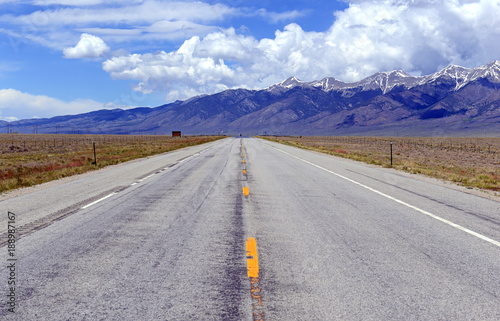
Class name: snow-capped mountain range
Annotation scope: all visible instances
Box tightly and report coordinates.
[268,60,500,94]
[3,60,500,136]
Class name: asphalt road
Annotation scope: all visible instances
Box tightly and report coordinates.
[1,137,499,320]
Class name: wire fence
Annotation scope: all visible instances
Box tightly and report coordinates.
[0,134,193,153]
[286,136,500,156]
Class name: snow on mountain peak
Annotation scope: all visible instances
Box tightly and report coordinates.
[265,76,304,93]
[268,60,500,94]
[310,77,344,91]
[425,60,500,89]
[356,70,420,93]
[481,60,500,82]
[279,76,302,88]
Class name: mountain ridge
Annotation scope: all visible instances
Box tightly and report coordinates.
[2,60,500,136]
[268,60,500,94]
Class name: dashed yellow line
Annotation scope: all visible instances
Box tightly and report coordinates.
[246,237,259,278]
[240,143,264,320]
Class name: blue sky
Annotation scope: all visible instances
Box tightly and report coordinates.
[1,0,499,121]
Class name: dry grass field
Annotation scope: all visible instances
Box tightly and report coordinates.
[0,134,224,194]
[261,136,500,193]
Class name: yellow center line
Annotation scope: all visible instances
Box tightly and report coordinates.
[246,237,259,278]
[240,144,263,319]
[247,237,264,320]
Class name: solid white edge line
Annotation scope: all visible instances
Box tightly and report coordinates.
[138,174,155,182]
[81,193,116,209]
[81,146,216,210]
[270,144,500,248]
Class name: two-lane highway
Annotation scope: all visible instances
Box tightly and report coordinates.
[1,137,499,320]
[244,138,500,320]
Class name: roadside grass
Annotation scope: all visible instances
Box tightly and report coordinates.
[0,134,225,194]
[259,136,500,193]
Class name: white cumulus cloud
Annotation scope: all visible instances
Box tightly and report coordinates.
[63,33,110,59]
[0,88,121,120]
[101,0,500,101]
